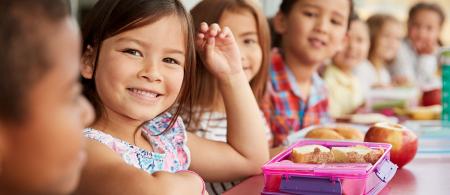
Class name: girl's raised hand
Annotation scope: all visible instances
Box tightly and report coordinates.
[196,22,243,82]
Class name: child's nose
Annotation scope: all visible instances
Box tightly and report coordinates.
[139,62,163,82]
[314,16,330,34]
[418,27,429,39]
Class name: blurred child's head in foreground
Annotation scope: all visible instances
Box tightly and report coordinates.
[0,0,94,194]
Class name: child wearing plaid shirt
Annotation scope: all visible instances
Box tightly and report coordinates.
[263,51,330,146]
[263,0,354,147]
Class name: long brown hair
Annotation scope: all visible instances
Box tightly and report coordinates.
[189,0,270,129]
[81,0,196,131]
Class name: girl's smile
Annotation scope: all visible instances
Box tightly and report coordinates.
[126,87,163,105]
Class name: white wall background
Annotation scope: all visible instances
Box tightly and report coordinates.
[73,0,450,45]
[181,0,281,16]
[74,0,282,17]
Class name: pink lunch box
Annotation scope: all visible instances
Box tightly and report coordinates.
[262,140,397,195]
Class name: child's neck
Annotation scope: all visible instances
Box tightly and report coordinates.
[210,95,226,113]
[283,50,320,82]
[370,56,385,70]
[284,51,320,99]
[91,108,145,145]
[335,64,353,76]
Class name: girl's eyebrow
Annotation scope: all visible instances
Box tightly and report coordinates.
[117,37,184,55]
[163,48,185,56]
[239,31,258,37]
[116,37,147,47]
[115,37,184,55]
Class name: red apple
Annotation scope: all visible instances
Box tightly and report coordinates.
[364,122,418,168]
[421,88,441,106]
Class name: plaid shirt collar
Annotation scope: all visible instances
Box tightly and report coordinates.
[270,50,325,103]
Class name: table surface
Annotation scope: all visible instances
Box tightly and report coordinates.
[223,154,450,195]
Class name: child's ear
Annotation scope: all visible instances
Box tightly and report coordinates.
[272,12,287,34]
[273,12,287,34]
[81,45,96,79]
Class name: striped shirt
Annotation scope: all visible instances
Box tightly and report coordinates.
[194,111,273,142]
[262,50,331,147]
[192,111,272,195]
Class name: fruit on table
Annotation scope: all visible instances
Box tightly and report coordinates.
[364,122,418,168]
[421,88,441,106]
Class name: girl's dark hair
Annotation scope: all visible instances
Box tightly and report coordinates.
[0,0,70,122]
[189,0,270,130]
[408,2,446,26]
[81,0,196,131]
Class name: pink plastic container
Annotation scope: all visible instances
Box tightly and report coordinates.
[262,140,397,195]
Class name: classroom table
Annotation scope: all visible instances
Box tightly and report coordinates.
[223,150,450,195]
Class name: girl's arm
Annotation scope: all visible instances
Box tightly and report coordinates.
[74,140,206,195]
[188,23,269,182]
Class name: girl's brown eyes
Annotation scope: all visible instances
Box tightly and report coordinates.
[163,57,180,65]
[120,48,181,66]
[122,48,143,57]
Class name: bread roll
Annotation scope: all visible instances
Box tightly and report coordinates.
[305,126,363,141]
[305,128,345,140]
[333,126,364,141]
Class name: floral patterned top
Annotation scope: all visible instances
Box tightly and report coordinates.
[84,112,190,174]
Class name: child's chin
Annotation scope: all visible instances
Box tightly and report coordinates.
[127,108,162,121]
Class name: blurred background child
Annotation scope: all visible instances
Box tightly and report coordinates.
[263,0,353,146]
[189,0,271,144]
[76,0,268,194]
[0,0,94,194]
[391,2,446,89]
[190,0,271,193]
[324,14,369,118]
[356,14,403,90]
